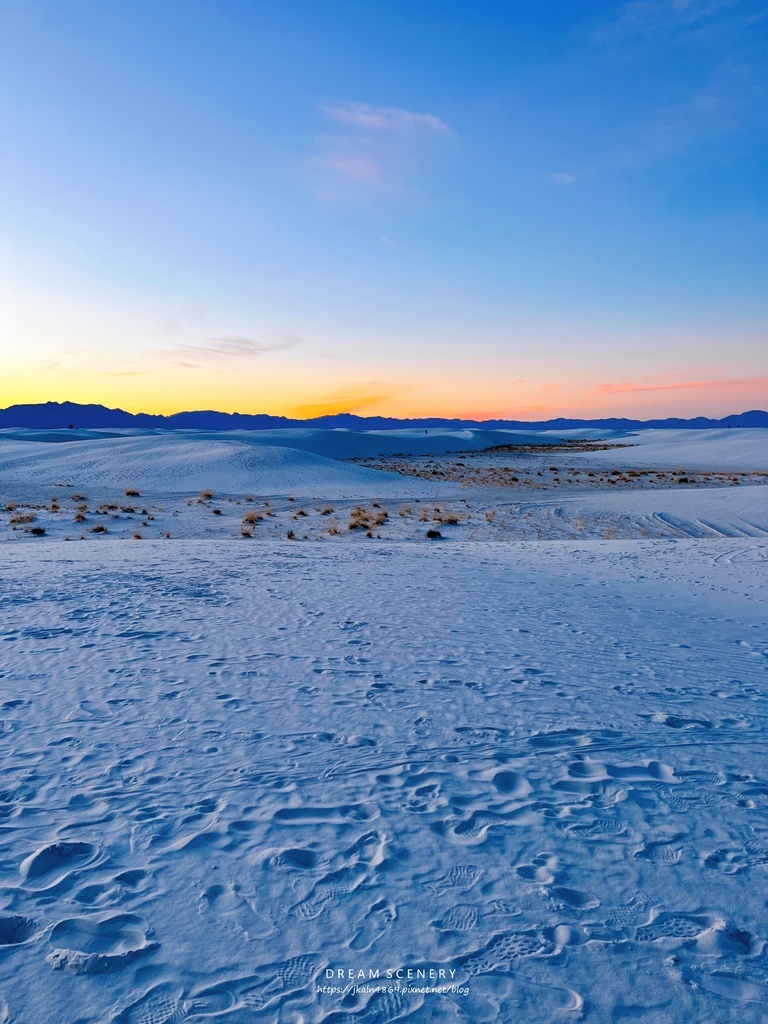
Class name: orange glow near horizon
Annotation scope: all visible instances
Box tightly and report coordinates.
[2,363,767,421]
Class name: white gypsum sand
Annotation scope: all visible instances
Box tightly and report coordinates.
[0,427,766,1023]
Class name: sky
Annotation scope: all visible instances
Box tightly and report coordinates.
[1,0,767,420]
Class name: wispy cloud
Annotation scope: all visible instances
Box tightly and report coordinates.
[595,375,768,394]
[379,236,424,257]
[313,151,385,187]
[309,100,453,200]
[163,334,300,368]
[596,0,741,42]
[290,383,407,418]
[548,172,576,185]
[322,102,450,134]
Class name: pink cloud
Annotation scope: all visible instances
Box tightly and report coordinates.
[315,152,385,186]
[595,376,768,394]
[322,102,449,133]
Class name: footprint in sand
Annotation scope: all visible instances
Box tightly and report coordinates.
[237,955,320,1010]
[292,865,368,920]
[433,900,520,932]
[422,865,483,896]
[457,930,555,976]
[110,982,186,1024]
[635,912,717,942]
[350,899,397,950]
[20,840,100,892]
[198,882,272,939]
[0,914,38,945]
[608,893,656,927]
[46,911,157,974]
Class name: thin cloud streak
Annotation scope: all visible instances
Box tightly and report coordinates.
[596,0,741,42]
[169,335,301,364]
[595,375,768,394]
[322,102,450,133]
[291,383,409,418]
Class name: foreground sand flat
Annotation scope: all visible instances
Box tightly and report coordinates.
[1,539,767,1023]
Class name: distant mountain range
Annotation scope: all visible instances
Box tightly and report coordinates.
[1,401,767,432]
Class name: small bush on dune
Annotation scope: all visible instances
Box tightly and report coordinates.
[125,488,140,497]
[426,529,442,539]
[10,512,35,525]
[90,524,108,534]
[30,526,46,536]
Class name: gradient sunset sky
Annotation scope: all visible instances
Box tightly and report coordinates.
[1,0,766,420]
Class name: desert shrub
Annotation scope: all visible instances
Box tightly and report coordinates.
[125,488,140,497]
[10,513,35,525]
[74,513,87,523]
[426,529,442,539]
[133,532,142,540]
[30,526,45,536]
[212,508,222,515]
[90,524,108,534]
[286,529,296,539]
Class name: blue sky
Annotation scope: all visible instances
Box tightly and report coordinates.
[1,0,766,417]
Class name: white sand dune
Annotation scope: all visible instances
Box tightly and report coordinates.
[0,435,435,496]
[1,540,767,1023]
[570,428,768,470]
[2,428,768,1022]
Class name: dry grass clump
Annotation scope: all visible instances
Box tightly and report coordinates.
[30,526,46,536]
[318,506,334,515]
[327,524,340,536]
[398,506,412,517]
[241,528,252,538]
[70,494,87,502]
[125,488,140,497]
[286,529,296,539]
[435,511,460,526]
[212,508,222,515]
[426,528,442,539]
[242,511,262,525]
[348,505,388,531]
[10,512,35,525]
[133,532,142,540]
[74,513,87,523]
[90,524,108,534]
[292,509,308,519]
[198,490,214,503]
